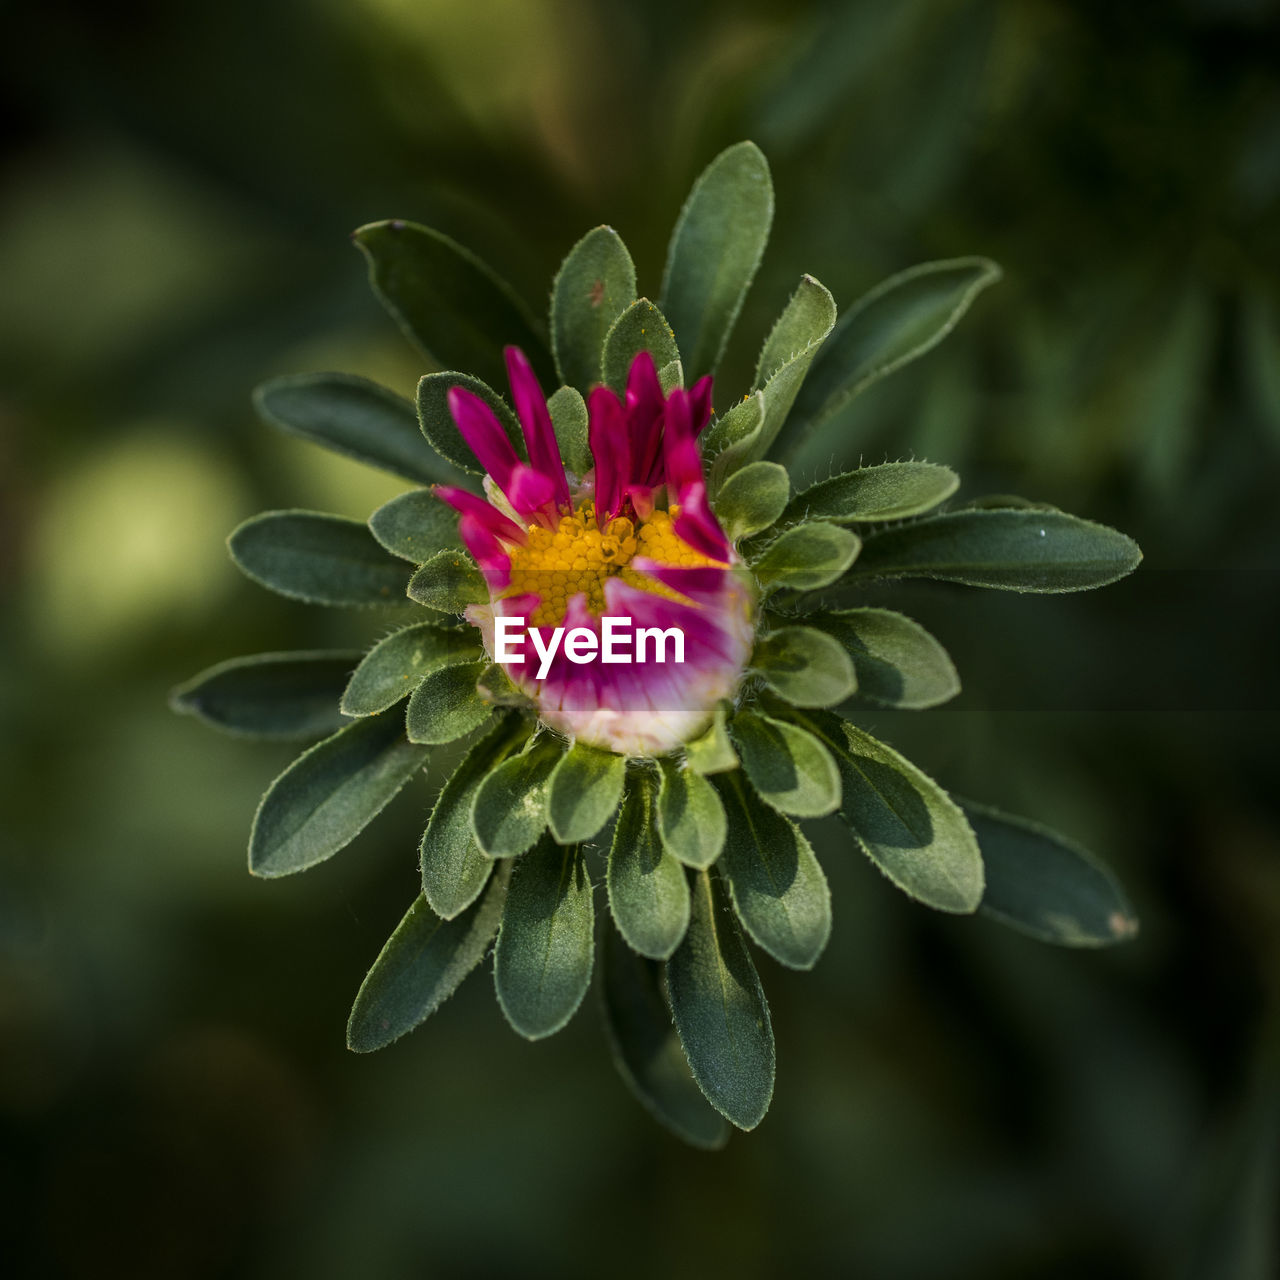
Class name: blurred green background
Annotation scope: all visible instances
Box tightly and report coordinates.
[3,0,1279,1275]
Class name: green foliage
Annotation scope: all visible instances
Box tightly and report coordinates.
[782,461,959,525]
[661,141,774,380]
[368,489,461,563]
[404,660,492,744]
[228,510,413,607]
[546,385,592,476]
[547,741,626,842]
[750,520,861,594]
[417,371,524,475]
[847,508,1143,592]
[254,372,453,486]
[494,838,595,1039]
[602,298,680,395]
[470,734,563,858]
[656,758,727,869]
[600,925,729,1149]
[730,707,841,818]
[752,625,857,708]
[667,869,774,1131]
[550,225,637,391]
[340,622,480,717]
[248,708,428,878]
[607,770,691,960]
[354,219,552,388]
[804,608,960,709]
[963,801,1138,946]
[406,549,487,612]
[715,773,831,970]
[346,866,511,1053]
[683,701,739,776]
[169,651,359,739]
[713,460,790,540]
[703,391,766,493]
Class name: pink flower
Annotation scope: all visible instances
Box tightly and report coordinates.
[435,347,755,755]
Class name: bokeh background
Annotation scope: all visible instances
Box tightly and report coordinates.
[3,0,1279,1275]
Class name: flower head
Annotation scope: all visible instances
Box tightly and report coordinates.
[435,347,754,755]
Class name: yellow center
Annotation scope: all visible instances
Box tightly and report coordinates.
[505,500,719,626]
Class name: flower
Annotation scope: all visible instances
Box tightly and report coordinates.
[435,347,755,755]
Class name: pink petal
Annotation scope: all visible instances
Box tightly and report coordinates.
[505,346,570,511]
[587,385,631,521]
[434,485,526,544]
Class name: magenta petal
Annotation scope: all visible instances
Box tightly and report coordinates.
[458,515,512,589]
[448,387,521,489]
[434,485,525,544]
[506,464,557,518]
[688,375,714,437]
[588,385,631,520]
[505,346,570,509]
[673,485,731,561]
[630,557,728,600]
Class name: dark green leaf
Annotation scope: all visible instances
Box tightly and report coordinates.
[805,608,960,709]
[170,651,359,740]
[406,549,488,612]
[607,770,691,960]
[547,742,626,842]
[714,461,790,541]
[704,392,766,494]
[715,773,831,970]
[963,801,1139,946]
[471,734,563,859]
[781,257,1001,459]
[753,626,857,708]
[547,385,592,476]
[660,141,774,380]
[353,219,551,388]
[730,708,840,818]
[602,299,680,396]
[405,660,492,744]
[667,869,774,1130]
[228,511,412,608]
[494,838,595,1039]
[782,461,959,525]
[368,489,461,563]
[656,758,727,869]
[798,709,983,913]
[750,521,861,594]
[600,924,728,1149]
[847,508,1143,592]
[420,715,529,918]
[340,623,481,717]
[346,865,511,1052]
[253,372,453,486]
[417,371,524,476]
[550,225,637,390]
[683,701,739,775]
[249,708,427,878]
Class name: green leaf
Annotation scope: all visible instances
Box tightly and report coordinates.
[353,219,551,389]
[494,838,595,1039]
[607,770,691,961]
[715,773,831,970]
[753,626,857,708]
[846,508,1143,592]
[798,709,983,913]
[346,865,511,1052]
[658,359,684,393]
[600,924,729,1149]
[253,372,453,486]
[471,734,563,859]
[550,225,637,390]
[805,608,960,709]
[660,141,774,380]
[666,869,774,1131]
[750,521,861,595]
[748,274,837,461]
[404,660,492,745]
[547,385,592,476]
[547,742,627,842]
[713,461,790,541]
[417,371,524,476]
[782,461,959,525]
[656,759,727,869]
[683,701,739,775]
[962,801,1139,946]
[420,715,529,918]
[780,257,1001,460]
[602,299,680,396]
[170,651,359,740]
[340,623,481,717]
[248,708,428,878]
[730,708,841,818]
[228,510,412,608]
[703,392,766,495]
[368,489,461,563]
[406,548,488,612]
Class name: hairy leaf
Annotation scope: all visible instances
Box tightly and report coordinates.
[550,225,637,390]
